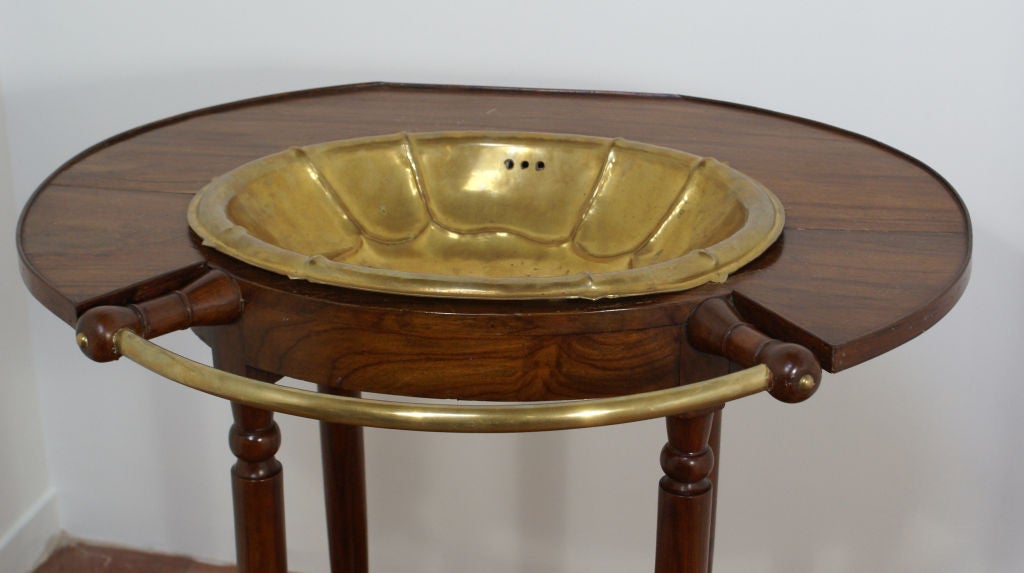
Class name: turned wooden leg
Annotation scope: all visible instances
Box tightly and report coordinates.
[707,408,722,573]
[230,401,287,573]
[655,410,716,573]
[320,388,369,573]
[211,336,287,573]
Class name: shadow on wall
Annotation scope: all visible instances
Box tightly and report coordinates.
[716,226,1023,572]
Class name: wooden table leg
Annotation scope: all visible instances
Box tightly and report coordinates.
[320,388,369,573]
[230,402,287,573]
[654,410,716,573]
[212,336,288,573]
[707,408,722,573]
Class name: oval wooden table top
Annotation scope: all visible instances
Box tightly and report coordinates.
[17,82,971,373]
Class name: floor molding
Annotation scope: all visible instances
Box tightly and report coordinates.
[0,488,61,573]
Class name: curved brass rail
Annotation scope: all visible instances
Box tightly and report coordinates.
[114,329,771,433]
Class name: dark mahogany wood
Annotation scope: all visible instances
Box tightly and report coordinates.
[210,326,287,573]
[226,269,693,400]
[655,411,717,573]
[707,409,722,573]
[687,297,821,403]
[18,83,970,373]
[16,84,972,573]
[75,269,243,362]
[319,389,369,573]
[229,402,287,573]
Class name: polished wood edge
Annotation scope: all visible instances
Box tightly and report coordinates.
[733,254,971,373]
[17,254,74,324]
[728,288,832,369]
[686,297,820,403]
[16,231,209,325]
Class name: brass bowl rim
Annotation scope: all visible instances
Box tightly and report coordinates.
[187,131,784,300]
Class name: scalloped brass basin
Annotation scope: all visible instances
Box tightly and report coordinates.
[188,132,784,299]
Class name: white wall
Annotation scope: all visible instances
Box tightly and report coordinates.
[0,84,59,571]
[2,1,1022,571]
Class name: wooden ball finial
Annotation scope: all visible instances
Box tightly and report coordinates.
[75,305,143,362]
[687,297,821,404]
[73,269,243,363]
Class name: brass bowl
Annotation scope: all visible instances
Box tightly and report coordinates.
[188,132,784,299]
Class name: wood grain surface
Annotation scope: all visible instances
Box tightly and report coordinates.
[17,83,971,373]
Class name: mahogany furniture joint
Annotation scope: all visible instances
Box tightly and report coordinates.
[75,268,243,362]
[687,296,821,403]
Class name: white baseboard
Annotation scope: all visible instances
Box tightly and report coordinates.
[0,488,61,573]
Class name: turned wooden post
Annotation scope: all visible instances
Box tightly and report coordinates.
[655,410,717,573]
[213,332,288,573]
[707,408,723,573]
[655,296,822,572]
[226,400,286,573]
[75,269,288,572]
[320,387,369,573]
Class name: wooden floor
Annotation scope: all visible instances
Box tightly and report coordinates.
[33,541,235,573]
